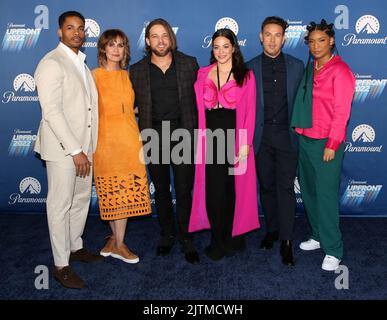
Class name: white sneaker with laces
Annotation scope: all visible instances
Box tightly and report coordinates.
[321,255,341,271]
[299,238,321,251]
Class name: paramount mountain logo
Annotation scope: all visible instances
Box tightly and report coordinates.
[14,73,35,92]
[85,19,100,37]
[358,23,377,34]
[342,15,386,46]
[2,73,38,104]
[354,131,373,142]
[8,177,46,205]
[345,124,382,153]
[82,18,100,48]
[20,177,41,194]
[352,124,375,143]
[202,17,246,49]
[215,17,239,35]
[356,15,379,34]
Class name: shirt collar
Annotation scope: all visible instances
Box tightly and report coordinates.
[262,51,284,63]
[59,42,86,63]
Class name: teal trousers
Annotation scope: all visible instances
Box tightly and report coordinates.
[298,135,344,259]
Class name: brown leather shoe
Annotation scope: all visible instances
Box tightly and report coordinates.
[100,235,115,257]
[53,266,85,289]
[70,248,104,263]
[111,243,139,264]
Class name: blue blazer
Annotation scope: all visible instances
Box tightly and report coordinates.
[247,53,304,154]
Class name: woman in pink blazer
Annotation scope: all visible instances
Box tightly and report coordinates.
[291,20,355,271]
[189,28,259,261]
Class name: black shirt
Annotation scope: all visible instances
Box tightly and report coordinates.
[262,52,288,125]
[149,60,180,122]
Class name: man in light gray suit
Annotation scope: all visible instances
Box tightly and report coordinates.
[34,11,102,289]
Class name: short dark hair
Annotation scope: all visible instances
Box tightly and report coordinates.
[58,11,85,28]
[145,18,177,55]
[261,16,288,34]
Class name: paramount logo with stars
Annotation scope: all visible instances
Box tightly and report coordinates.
[202,17,247,49]
[2,73,39,104]
[82,18,100,48]
[8,177,46,206]
[345,124,382,153]
[342,15,386,46]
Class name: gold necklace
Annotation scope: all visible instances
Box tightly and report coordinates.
[315,54,334,71]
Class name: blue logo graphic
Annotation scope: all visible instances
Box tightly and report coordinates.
[354,75,387,103]
[8,129,36,156]
[2,23,41,52]
[284,21,307,50]
[137,22,178,51]
[341,180,382,207]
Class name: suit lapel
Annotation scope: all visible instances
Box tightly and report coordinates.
[256,55,264,108]
[56,45,90,102]
[85,65,97,105]
[284,54,294,116]
[174,52,183,104]
[141,58,152,113]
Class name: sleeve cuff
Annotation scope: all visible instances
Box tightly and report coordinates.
[70,148,82,156]
[325,138,341,151]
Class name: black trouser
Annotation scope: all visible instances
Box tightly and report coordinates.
[256,125,298,240]
[205,108,244,256]
[147,120,194,244]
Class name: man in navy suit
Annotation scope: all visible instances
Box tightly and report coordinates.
[247,16,304,266]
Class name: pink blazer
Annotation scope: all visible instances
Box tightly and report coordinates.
[189,64,260,236]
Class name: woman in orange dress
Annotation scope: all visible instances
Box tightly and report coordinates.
[93,29,151,264]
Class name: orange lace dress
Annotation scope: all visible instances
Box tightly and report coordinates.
[93,68,151,220]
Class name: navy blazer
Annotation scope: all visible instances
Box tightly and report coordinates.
[247,53,304,154]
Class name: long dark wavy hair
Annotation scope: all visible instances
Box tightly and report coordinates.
[302,19,336,100]
[210,28,249,87]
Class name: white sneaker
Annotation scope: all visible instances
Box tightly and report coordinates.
[321,255,341,271]
[299,239,321,251]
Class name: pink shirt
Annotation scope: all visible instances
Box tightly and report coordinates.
[295,55,355,151]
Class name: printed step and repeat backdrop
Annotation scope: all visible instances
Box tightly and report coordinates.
[0,0,386,215]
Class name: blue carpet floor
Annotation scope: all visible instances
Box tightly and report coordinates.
[0,213,386,300]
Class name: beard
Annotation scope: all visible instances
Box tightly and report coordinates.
[151,45,172,57]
